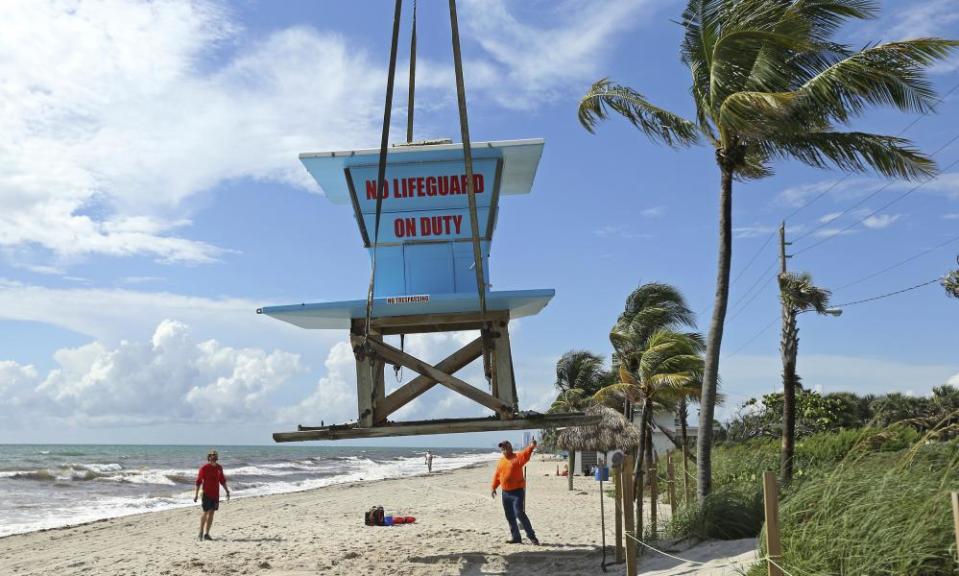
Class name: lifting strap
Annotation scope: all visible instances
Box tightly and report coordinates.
[406,0,416,144]
[364,0,495,390]
[363,0,404,349]
[448,0,494,384]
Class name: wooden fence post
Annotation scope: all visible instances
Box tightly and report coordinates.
[615,466,624,563]
[763,471,783,576]
[952,491,958,562]
[667,452,677,519]
[649,453,658,539]
[623,453,637,576]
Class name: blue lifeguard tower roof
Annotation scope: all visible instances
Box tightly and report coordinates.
[258,138,554,329]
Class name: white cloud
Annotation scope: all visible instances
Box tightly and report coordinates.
[1,1,385,266]
[2,0,657,270]
[642,206,666,218]
[776,178,871,207]
[916,172,959,200]
[1,320,303,426]
[943,213,959,220]
[948,372,959,386]
[813,227,855,239]
[593,225,652,239]
[818,212,842,224]
[862,214,900,229]
[460,0,660,110]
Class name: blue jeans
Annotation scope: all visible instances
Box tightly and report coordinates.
[502,488,537,542]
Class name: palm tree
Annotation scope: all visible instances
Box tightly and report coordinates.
[596,283,698,537]
[549,350,608,490]
[943,268,959,299]
[779,271,832,484]
[599,329,704,538]
[554,350,608,397]
[578,0,956,500]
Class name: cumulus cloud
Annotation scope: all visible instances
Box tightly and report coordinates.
[460,0,661,110]
[862,213,900,229]
[0,320,303,426]
[1,0,384,266]
[2,0,657,271]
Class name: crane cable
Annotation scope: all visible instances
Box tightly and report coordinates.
[449,0,495,385]
[364,0,496,396]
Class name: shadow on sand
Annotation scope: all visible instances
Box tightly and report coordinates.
[410,546,617,576]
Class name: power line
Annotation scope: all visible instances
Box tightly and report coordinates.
[783,78,959,233]
[835,233,959,291]
[726,259,777,314]
[724,276,941,358]
[730,231,775,285]
[724,317,778,358]
[727,271,777,323]
[832,277,942,308]
[791,133,959,246]
[794,155,959,256]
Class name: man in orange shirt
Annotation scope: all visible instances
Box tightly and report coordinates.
[490,438,539,545]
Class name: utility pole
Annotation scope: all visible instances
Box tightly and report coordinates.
[779,222,789,275]
[778,221,797,484]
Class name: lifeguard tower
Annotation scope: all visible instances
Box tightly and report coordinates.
[262,139,596,441]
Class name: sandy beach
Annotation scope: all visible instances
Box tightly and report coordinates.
[0,458,755,575]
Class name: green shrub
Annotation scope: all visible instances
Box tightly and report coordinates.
[666,484,764,540]
[747,440,959,576]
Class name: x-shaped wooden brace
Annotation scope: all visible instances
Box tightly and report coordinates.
[364,336,513,422]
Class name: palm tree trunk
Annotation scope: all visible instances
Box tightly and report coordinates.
[645,408,657,539]
[634,400,647,545]
[678,398,690,505]
[698,165,733,501]
[780,306,799,484]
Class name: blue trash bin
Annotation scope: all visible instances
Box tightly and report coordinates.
[594,466,609,481]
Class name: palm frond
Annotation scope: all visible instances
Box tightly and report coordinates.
[578,79,700,146]
[786,0,878,43]
[797,39,959,123]
[710,30,812,108]
[718,91,798,137]
[779,271,832,313]
[769,130,936,179]
[592,382,638,405]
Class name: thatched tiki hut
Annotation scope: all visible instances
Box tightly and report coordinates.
[555,406,640,491]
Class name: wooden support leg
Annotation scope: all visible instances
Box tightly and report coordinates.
[491,319,517,411]
[354,356,375,428]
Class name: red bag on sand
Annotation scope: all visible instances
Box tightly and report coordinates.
[404,516,416,524]
[393,517,407,524]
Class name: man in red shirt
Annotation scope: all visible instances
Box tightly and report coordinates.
[193,449,230,541]
[490,438,539,545]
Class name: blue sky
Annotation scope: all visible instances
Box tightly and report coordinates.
[1,0,957,446]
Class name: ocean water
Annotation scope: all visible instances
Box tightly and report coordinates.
[0,444,497,537]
